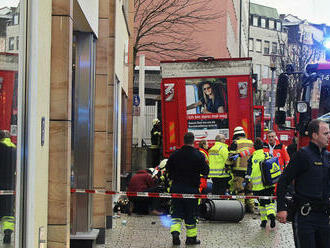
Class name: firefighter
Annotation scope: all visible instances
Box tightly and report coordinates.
[0,130,16,244]
[198,140,209,193]
[227,126,255,213]
[166,132,209,246]
[277,119,330,248]
[246,138,276,228]
[263,130,290,170]
[150,118,162,167]
[208,134,230,195]
[0,130,16,148]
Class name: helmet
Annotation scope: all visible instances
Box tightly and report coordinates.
[152,118,160,125]
[159,159,168,170]
[233,126,245,136]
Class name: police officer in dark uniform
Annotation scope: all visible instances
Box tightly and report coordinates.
[166,132,209,246]
[276,119,330,248]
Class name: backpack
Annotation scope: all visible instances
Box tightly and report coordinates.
[260,153,281,186]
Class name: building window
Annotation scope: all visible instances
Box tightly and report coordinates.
[263,65,270,78]
[276,21,282,31]
[269,20,274,30]
[253,16,259,26]
[13,14,19,25]
[9,37,15,50]
[249,38,254,51]
[256,39,262,52]
[272,42,277,54]
[279,43,285,55]
[255,64,262,80]
[264,41,270,55]
[261,18,266,28]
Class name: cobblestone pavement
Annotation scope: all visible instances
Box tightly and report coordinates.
[96,213,295,248]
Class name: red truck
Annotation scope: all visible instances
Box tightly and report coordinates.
[160,57,263,157]
[0,52,18,144]
[275,62,330,150]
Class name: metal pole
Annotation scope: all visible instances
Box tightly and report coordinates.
[138,55,145,147]
[269,67,276,130]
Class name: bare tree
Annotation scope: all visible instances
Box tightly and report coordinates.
[134,0,223,65]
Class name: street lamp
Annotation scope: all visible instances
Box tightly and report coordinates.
[269,54,277,130]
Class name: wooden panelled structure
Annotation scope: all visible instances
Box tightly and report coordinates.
[49,0,73,247]
[48,0,133,246]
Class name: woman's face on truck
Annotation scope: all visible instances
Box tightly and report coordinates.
[203,83,212,95]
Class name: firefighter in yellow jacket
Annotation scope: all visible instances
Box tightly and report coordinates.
[227,126,255,213]
[208,134,230,195]
[246,138,276,228]
[0,130,16,244]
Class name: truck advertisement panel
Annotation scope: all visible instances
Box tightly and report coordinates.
[161,58,255,157]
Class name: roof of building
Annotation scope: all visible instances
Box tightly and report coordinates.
[0,7,11,19]
[250,3,279,19]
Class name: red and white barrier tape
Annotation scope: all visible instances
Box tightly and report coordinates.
[70,189,277,200]
[0,189,277,200]
[0,190,15,195]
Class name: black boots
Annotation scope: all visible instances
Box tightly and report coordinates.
[260,215,276,228]
[171,231,180,246]
[260,220,267,228]
[269,215,276,228]
[185,236,201,245]
[3,229,13,244]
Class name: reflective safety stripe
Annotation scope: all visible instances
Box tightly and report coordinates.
[266,203,276,216]
[259,206,267,221]
[209,168,230,178]
[185,224,197,237]
[170,218,182,233]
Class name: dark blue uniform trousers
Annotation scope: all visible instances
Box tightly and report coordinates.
[293,211,330,248]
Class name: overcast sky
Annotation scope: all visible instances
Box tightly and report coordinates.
[1,0,330,25]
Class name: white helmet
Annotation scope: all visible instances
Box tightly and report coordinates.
[233,126,245,136]
[159,159,168,170]
[152,118,160,125]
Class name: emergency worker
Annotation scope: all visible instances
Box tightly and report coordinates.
[246,138,276,228]
[277,119,330,248]
[150,118,162,167]
[227,126,255,213]
[0,130,16,148]
[208,134,230,195]
[0,130,16,244]
[263,130,290,170]
[198,140,209,193]
[127,168,163,215]
[166,132,209,246]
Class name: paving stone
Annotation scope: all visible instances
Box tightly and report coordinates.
[96,213,295,248]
